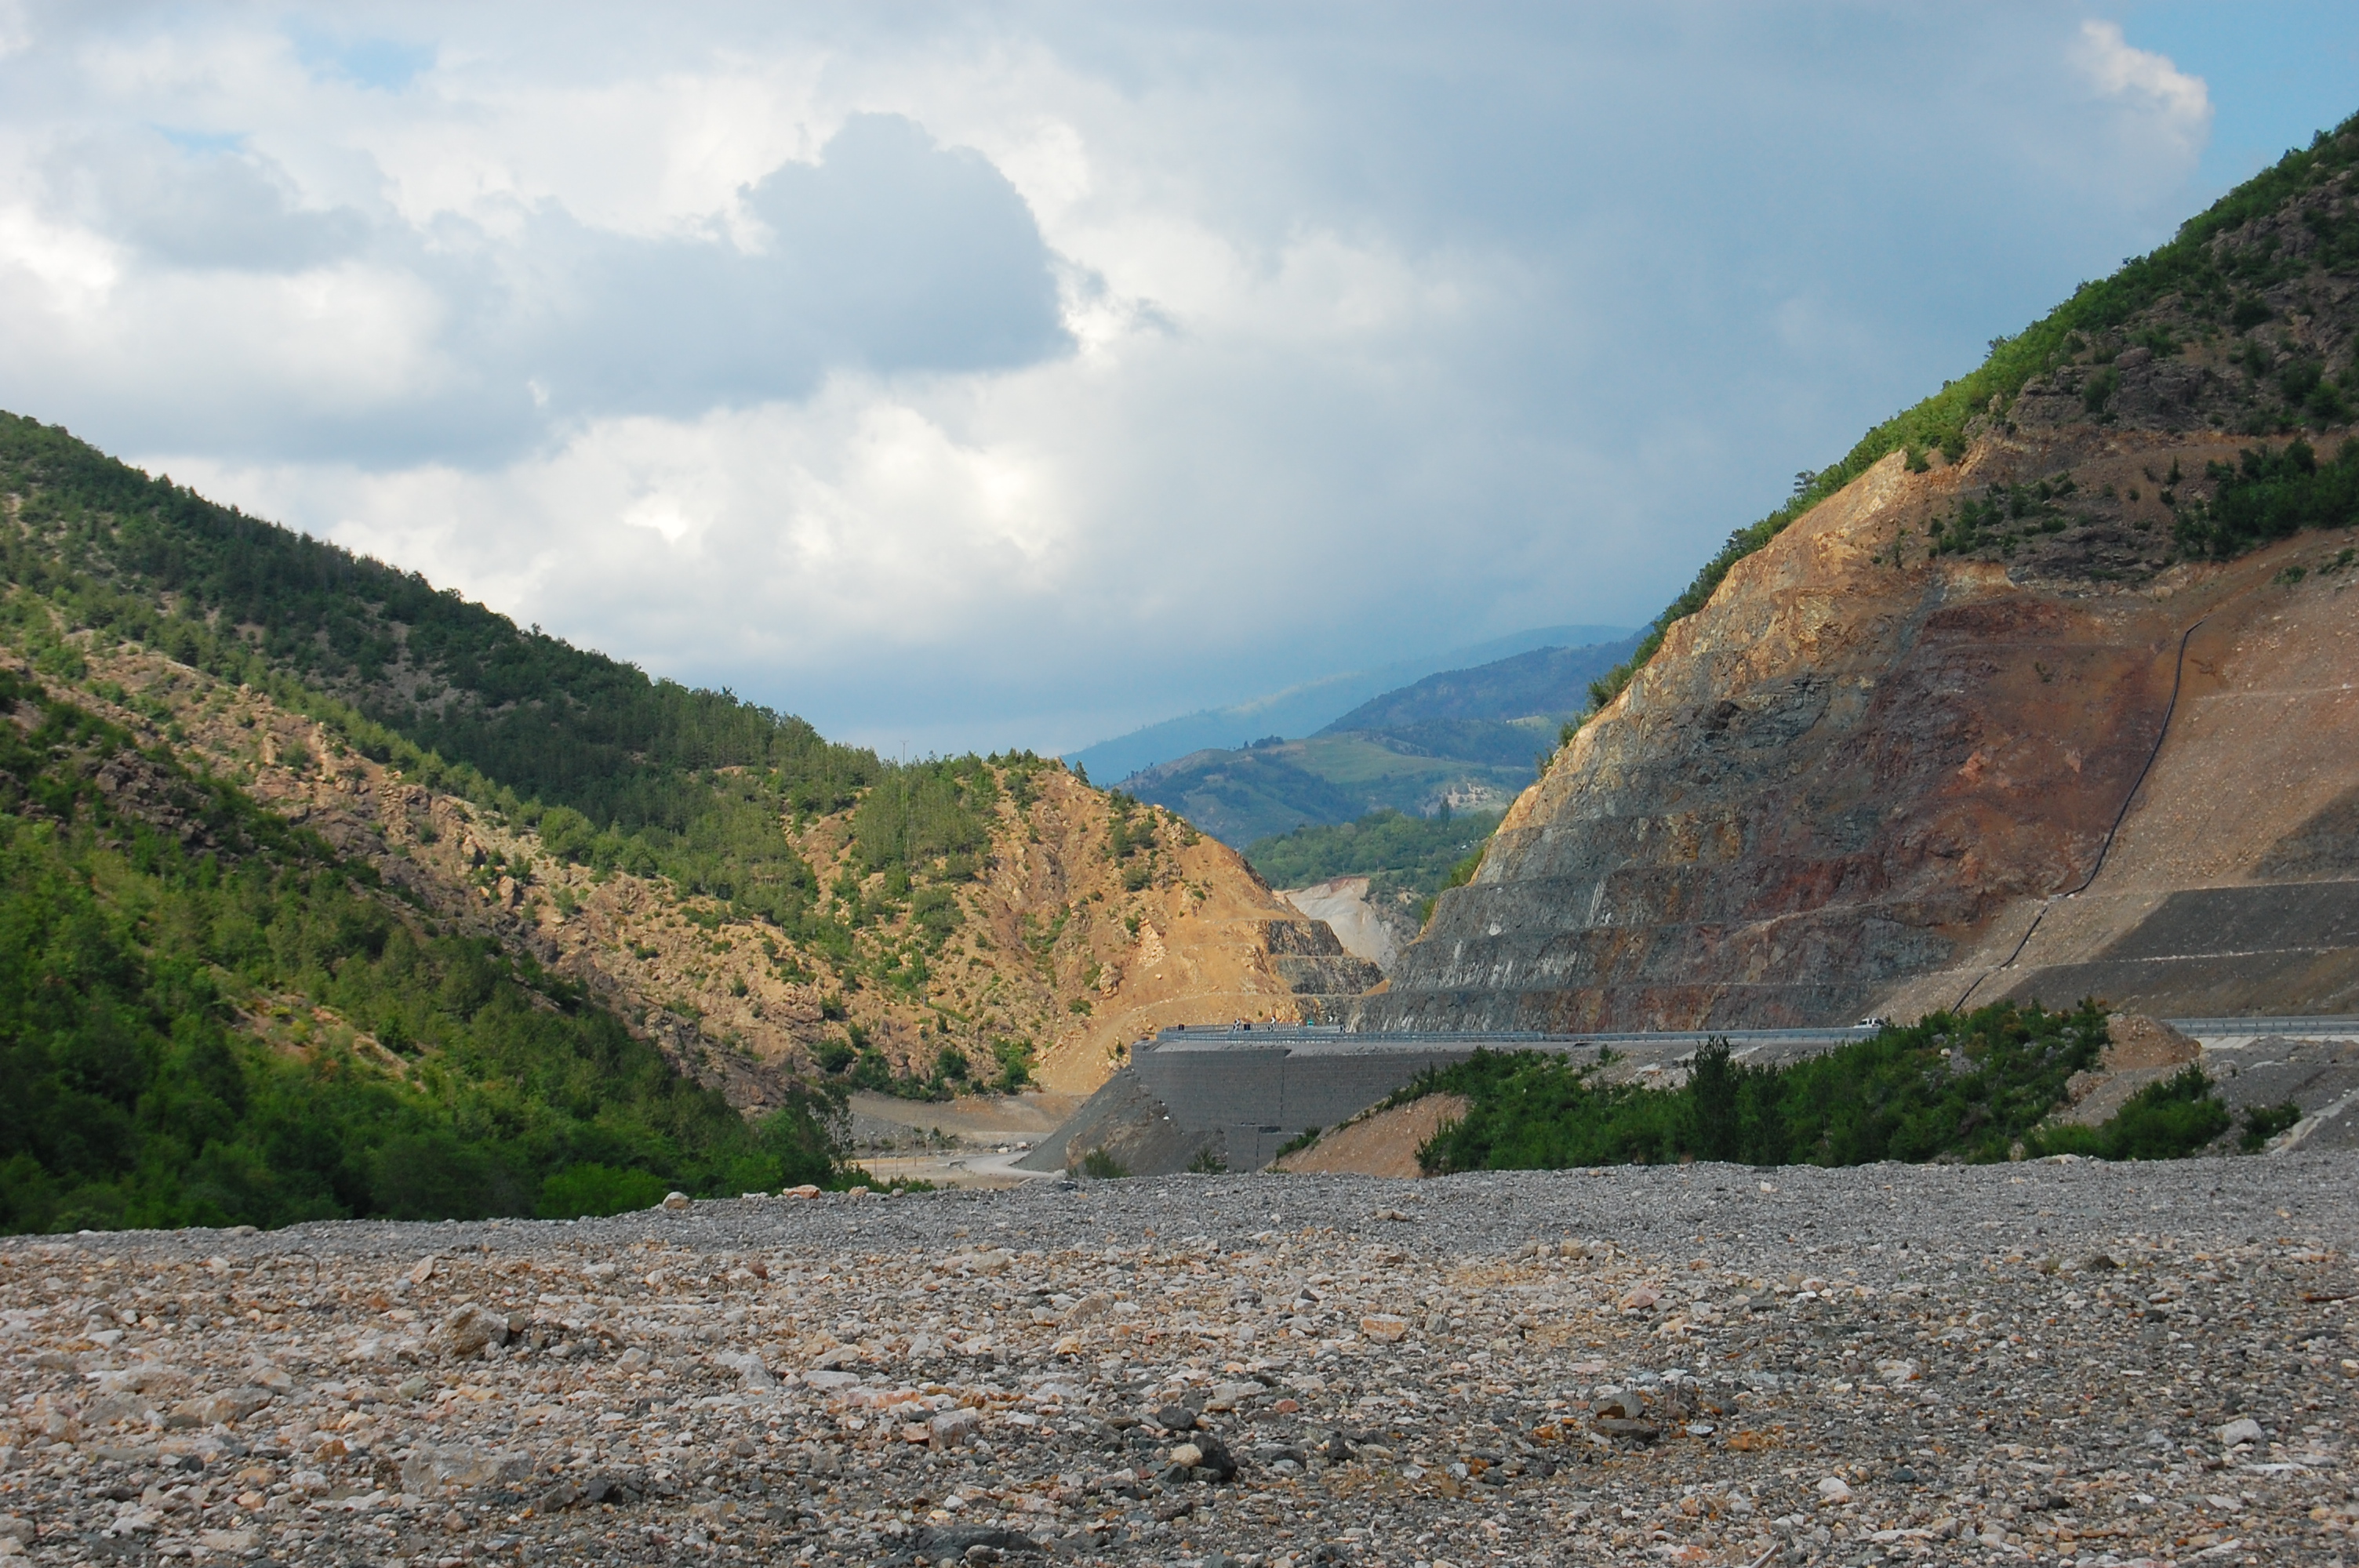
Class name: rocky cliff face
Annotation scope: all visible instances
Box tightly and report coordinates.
[1359,129,2359,1031]
[1365,437,2358,1029]
[1361,454,2357,1028]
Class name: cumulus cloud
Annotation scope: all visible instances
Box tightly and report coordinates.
[0,3,2223,754]
[2074,20,2213,162]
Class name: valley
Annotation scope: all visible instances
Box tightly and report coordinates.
[1120,636,1637,848]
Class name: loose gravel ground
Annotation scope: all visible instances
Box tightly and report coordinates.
[3,1154,2355,1568]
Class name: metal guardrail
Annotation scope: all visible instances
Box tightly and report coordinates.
[1149,1025,1876,1050]
[1147,1015,2359,1050]
[2166,1015,2359,1038]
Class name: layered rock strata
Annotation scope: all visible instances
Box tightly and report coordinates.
[1361,437,2359,1032]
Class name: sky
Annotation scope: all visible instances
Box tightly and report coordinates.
[0,3,2353,757]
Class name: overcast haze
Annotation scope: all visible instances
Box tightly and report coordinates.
[0,2,2353,755]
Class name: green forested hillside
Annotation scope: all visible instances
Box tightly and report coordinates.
[1245,808,1501,905]
[1127,633,1635,846]
[1317,637,1638,731]
[0,412,1005,967]
[0,665,841,1234]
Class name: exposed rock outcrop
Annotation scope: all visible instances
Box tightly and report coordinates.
[1360,436,2359,1031]
[1358,131,2359,1032]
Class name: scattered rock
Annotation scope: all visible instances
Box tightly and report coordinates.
[426,1302,511,1359]
[0,1156,2346,1564]
[400,1442,534,1496]
[929,1408,983,1449]
[914,1523,1037,1559]
[1061,1293,1112,1327]
[2219,1417,2264,1447]
[718,1350,777,1389]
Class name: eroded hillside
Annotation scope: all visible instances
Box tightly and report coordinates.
[0,621,1370,1110]
[1361,118,2359,1031]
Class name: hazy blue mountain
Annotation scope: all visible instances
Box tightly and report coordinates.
[1068,623,1630,783]
[1124,629,1641,844]
[1318,633,1642,732]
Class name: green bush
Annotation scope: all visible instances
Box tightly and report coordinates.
[1272,1125,1322,1160]
[991,1038,1034,1091]
[1408,1002,2123,1174]
[2028,1067,2233,1160]
[2240,1101,2304,1152]
[1406,1005,2257,1175]
[2175,437,2359,557]
[538,1163,671,1218]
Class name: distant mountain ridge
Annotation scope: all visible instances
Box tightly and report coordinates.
[1318,634,1645,731]
[1067,623,1630,784]
[1123,631,1638,845]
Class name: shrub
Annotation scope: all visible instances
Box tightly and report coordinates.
[990,1038,1034,1092]
[1076,1146,1128,1178]
[2239,1101,2304,1152]
[1408,1002,2114,1173]
[1273,1125,1322,1160]
[537,1163,670,1218]
[2177,437,2359,557]
[2028,1067,2232,1160]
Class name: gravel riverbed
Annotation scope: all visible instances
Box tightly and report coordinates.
[3,1154,2354,1567]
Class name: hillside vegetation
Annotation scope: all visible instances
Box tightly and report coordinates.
[0,666,841,1234]
[1245,808,1501,907]
[1398,1005,2274,1175]
[0,417,1356,1229]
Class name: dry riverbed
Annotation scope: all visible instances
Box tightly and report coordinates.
[3,1155,2355,1567]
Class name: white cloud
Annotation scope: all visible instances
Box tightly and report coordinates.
[2074,20,2212,161]
[0,3,2223,756]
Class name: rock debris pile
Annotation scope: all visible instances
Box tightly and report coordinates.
[3,1156,2355,1566]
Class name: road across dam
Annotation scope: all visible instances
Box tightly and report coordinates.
[1016,1016,2359,1176]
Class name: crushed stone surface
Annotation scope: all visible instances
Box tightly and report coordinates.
[3,1155,2356,1567]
